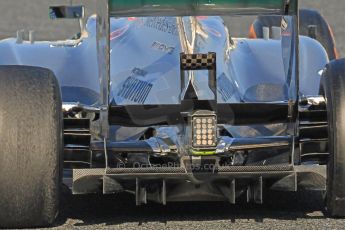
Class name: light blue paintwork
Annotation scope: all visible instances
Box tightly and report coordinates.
[0,16,328,139]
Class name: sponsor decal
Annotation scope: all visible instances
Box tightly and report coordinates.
[217,74,234,101]
[117,76,153,104]
[143,17,179,36]
[281,18,288,31]
[196,16,209,20]
[110,24,130,41]
[281,31,292,36]
[132,67,148,77]
[151,41,175,54]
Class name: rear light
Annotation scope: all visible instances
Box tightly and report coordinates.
[191,110,217,149]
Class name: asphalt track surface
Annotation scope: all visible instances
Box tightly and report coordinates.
[1,0,345,229]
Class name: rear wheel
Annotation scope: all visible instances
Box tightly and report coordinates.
[322,59,345,217]
[249,9,338,60]
[0,66,62,228]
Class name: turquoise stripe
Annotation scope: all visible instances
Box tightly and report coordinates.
[109,0,283,10]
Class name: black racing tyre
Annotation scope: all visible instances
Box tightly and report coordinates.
[322,59,345,217]
[249,9,338,60]
[0,66,63,228]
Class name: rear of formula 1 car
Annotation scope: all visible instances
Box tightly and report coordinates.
[1,0,345,228]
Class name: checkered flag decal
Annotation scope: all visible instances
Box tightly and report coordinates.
[180,52,216,70]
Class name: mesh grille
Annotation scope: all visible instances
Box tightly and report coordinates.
[73,168,104,181]
[218,165,292,172]
[73,165,293,181]
[106,167,186,174]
